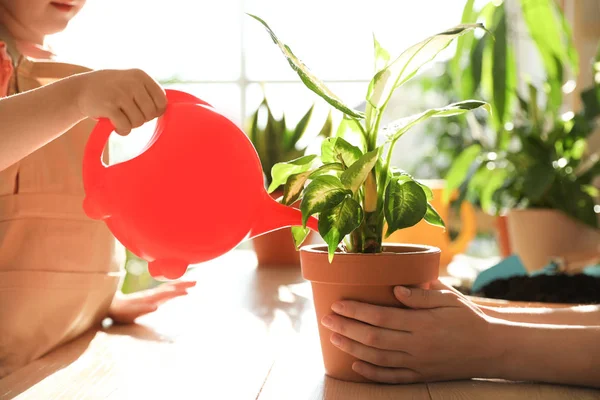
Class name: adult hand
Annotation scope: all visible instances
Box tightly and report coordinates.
[320,280,503,383]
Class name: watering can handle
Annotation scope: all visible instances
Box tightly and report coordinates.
[82,89,210,192]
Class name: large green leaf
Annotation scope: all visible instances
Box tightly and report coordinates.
[320,137,363,167]
[390,168,433,201]
[300,175,351,226]
[384,179,428,236]
[291,226,311,249]
[424,202,445,229]
[340,150,378,193]
[384,100,490,143]
[268,155,317,193]
[444,144,482,202]
[248,14,364,119]
[318,197,364,261]
[367,23,486,110]
[282,171,311,205]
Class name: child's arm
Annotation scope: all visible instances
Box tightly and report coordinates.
[0,68,167,171]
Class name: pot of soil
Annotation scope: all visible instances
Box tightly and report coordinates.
[300,244,440,382]
[251,190,311,267]
[506,209,600,273]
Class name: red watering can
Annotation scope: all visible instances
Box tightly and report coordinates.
[82,89,318,280]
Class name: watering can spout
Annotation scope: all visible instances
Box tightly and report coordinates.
[248,194,319,239]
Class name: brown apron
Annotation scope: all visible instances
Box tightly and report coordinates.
[0,28,124,378]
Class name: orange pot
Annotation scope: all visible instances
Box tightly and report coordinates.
[495,215,511,257]
[385,180,476,268]
[300,244,440,382]
[506,209,600,273]
[251,190,308,267]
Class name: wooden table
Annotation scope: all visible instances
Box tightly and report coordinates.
[1,250,599,399]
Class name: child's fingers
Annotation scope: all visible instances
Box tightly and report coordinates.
[166,281,197,290]
[109,108,132,135]
[135,89,159,121]
[120,99,145,130]
[144,79,167,115]
[143,288,189,305]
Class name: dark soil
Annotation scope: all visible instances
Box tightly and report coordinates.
[459,274,600,304]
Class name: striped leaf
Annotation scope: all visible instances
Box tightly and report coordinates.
[300,175,351,227]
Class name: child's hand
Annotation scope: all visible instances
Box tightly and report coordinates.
[75,69,168,135]
[108,280,196,324]
[320,280,502,383]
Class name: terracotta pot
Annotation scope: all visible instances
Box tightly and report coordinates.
[300,244,440,382]
[251,190,309,267]
[495,215,511,257]
[506,209,600,273]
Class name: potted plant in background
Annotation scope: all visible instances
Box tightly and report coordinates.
[447,61,600,271]
[250,14,489,382]
[444,0,600,275]
[413,0,582,257]
[245,91,333,266]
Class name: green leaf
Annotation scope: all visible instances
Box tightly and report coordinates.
[444,144,482,202]
[467,31,488,99]
[268,155,317,193]
[248,14,365,119]
[520,0,579,78]
[424,202,445,229]
[320,137,363,167]
[367,23,486,110]
[336,117,367,151]
[289,104,314,147]
[291,226,311,249]
[390,168,433,201]
[480,167,509,213]
[523,163,555,202]
[451,0,477,93]
[384,100,490,143]
[317,111,334,138]
[340,150,378,193]
[373,33,391,74]
[318,197,363,262]
[247,107,260,148]
[282,171,311,205]
[491,3,512,129]
[301,175,351,226]
[384,179,428,236]
[308,163,344,179]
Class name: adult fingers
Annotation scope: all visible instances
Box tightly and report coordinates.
[394,285,460,310]
[331,300,413,331]
[330,333,412,368]
[352,361,422,384]
[321,314,411,352]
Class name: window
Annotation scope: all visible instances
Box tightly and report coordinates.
[48,0,465,166]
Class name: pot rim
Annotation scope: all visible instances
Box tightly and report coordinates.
[299,243,441,256]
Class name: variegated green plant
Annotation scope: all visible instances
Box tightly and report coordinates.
[249,14,491,260]
[246,92,333,191]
